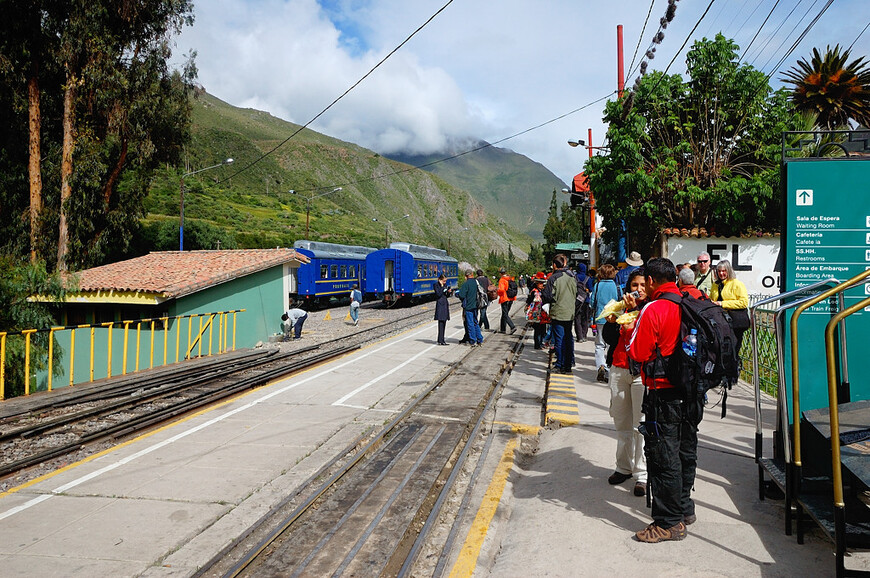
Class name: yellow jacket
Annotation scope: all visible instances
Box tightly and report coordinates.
[709,278,748,310]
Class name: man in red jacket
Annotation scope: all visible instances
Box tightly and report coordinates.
[628,257,701,543]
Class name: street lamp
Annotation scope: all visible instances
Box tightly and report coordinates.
[372,214,410,247]
[290,187,343,239]
[180,157,234,251]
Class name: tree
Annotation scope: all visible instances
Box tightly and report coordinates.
[541,189,562,261]
[782,45,870,130]
[587,34,802,253]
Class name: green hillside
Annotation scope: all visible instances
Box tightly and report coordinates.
[143,93,535,263]
[386,141,567,241]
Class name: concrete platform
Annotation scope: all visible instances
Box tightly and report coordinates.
[446,334,870,577]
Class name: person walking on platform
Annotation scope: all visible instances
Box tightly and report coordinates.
[433,274,452,345]
[628,257,700,543]
[456,269,483,346]
[348,283,363,326]
[525,273,550,349]
[281,305,308,340]
[497,268,517,334]
[614,251,643,293]
[542,254,576,374]
[574,263,594,342]
[605,268,647,497]
[591,264,620,382]
[476,269,492,331]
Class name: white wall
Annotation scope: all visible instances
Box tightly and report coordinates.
[663,236,781,299]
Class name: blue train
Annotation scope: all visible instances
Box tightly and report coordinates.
[292,240,377,306]
[364,243,459,304]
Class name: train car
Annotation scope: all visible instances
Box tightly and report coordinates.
[364,242,459,304]
[292,240,378,306]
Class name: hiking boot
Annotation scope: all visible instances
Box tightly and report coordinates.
[608,471,632,485]
[509,327,517,335]
[683,514,697,525]
[635,522,687,543]
[634,481,647,496]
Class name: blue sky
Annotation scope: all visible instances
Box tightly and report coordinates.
[175,0,870,186]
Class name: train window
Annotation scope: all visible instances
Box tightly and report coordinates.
[349,265,356,278]
[340,265,347,278]
[320,265,328,279]
[330,265,338,278]
[417,264,422,278]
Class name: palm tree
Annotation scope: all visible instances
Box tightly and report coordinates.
[782,45,870,130]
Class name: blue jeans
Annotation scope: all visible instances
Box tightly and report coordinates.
[349,303,360,322]
[551,320,574,370]
[464,309,483,344]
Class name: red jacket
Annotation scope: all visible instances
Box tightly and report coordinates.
[628,282,682,390]
[679,283,705,300]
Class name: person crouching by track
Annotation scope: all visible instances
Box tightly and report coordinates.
[348,283,363,326]
[628,258,699,543]
[542,253,576,374]
[604,268,648,497]
[281,304,308,341]
[525,273,550,349]
[456,269,483,347]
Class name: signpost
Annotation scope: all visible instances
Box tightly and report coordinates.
[782,159,870,415]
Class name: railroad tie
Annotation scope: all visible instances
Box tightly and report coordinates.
[546,373,580,426]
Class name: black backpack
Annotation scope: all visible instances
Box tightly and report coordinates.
[575,275,590,304]
[506,279,518,299]
[646,292,740,418]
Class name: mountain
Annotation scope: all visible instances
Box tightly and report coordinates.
[143,93,547,262]
[385,140,566,241]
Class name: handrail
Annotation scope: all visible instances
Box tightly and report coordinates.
[789,270,870,468]
[824,295,870,508]
[751,278,840,444]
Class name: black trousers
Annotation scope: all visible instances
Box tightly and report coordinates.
[500,301,516,331]
[641,388,703,529]
[532,323,546,348]
[437,320,447,344]
[479,306,490,329]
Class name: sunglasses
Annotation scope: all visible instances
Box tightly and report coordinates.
[697,259,709,263]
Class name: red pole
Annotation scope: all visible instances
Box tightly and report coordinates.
[617,24,625,98]
[588,128,595,240]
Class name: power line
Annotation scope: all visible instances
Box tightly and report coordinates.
[745,0,808,68]
[290,92,617,195]
[627,0,658,78]
[848,21,870,51]
[216,0,456,185]
[738,0,781,64]
[758,0,820,73]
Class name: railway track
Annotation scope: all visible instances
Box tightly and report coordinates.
[193,326,527,578]
[0,301,455,481]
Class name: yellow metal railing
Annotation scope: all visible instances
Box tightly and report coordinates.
[0,309,245,401]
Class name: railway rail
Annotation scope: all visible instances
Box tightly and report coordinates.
[192,326,527,577]
[0,300,455,482]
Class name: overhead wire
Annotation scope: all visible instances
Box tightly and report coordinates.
[745,0,808,68]
[627,0,658,78]
[215,0,456,186]
[848,21,870,51]
[738,0,781,64]
[758,0,820,73]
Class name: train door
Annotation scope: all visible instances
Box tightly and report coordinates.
[384,260,394,293]
[283,263,298,310]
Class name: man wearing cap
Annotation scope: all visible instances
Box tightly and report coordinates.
[496,267,517,335]
[615,251,644,294]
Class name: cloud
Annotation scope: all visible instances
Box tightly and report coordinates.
[175,0,870,185]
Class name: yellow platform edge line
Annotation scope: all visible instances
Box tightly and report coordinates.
[449,437,519,577]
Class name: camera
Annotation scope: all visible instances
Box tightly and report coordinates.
[628,290,641,299]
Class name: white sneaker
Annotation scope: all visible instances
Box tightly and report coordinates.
[354,319,359,326]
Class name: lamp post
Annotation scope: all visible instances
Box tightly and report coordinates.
[447,227,469,255]
[180,158,234,251]
[372,214,410,247]
[290,187,343,239]
[567,128,608,267]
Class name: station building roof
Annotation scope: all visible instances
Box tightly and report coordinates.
[48,249,309,305]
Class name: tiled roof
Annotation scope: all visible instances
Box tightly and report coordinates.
[70,249,309,299]
[661,227,780,239]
